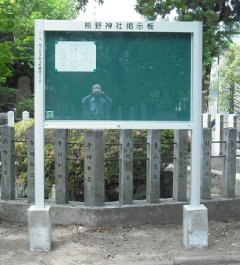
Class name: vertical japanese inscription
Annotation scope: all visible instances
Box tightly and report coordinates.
[27,127,35,202]
[119,130,133,205]
[146,130,161,203]
[38,29,43,84]
[84,130,105,206]
[1,127,15,200]
[201,128,211,199]
[173,130,188,201]
[55,129,69,204]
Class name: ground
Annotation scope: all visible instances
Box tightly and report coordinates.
[1,218,240,265]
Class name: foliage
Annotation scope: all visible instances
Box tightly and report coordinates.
[16,98,34,117]
[0,0,15,84]
[0,42,14,84]
[14,123,174,201]
[210,45,240,114]
[0,86,16,112]
[0,0,88,87]
[135,0,240,111]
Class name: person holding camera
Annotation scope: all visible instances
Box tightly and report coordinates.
[81,84,112,120]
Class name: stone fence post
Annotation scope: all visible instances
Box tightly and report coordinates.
[228,114,237,128]
[84,129,105,206]
[202,113,211,128]
[222,128,236,198]
[27,126,35,202]
[55,129,69,204]
[146,129,161,203]
[22,111,30,120]
[7,111,14,127]
[201,128,212,199]
[119,129,133,205]
[173,130,188,201]
[1,126,15,200]
[214,114,224,155]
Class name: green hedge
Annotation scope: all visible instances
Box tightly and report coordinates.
[16,97,34,117]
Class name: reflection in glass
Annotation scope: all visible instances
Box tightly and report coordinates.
[81,84,112,120]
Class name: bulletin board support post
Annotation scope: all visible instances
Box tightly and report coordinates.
[183,22,208,249]
[27,19,52,252]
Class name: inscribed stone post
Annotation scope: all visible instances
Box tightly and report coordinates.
[214,114,224,155]
[201,128,212,199]
[84,130,105,206]
[202,113,211,128]
[27,126,35,202]
[55,129,69,204]
[146,129,161,203]
[119,129,133,205]
[173,129,188,201]
[1,126,15,200]
[222,128,236,198]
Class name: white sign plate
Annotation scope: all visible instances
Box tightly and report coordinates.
[55,41,96,72]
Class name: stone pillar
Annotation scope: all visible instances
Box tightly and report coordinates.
[228,114,237,128]
[16,76,31,103]
[27,126,35,203]
[183,204,208,248]
[202,113,211,128]
[55,129,69,204]
[1,126,15,200]
[22,111,30,120]
[222,128,236,198]
[7,111,14,127]
[119,129,133,205]
[201,128,212,199]
[146,129,161,203]
[173,130,188,201]
[84,130,105,206]
[214,114,224,155]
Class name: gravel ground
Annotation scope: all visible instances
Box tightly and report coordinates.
[1,218,240,265]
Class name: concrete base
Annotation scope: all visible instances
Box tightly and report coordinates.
[183,204,208,249]
[1,197,240,227]
[27,205,52,251]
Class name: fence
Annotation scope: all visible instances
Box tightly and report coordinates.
[0,113,239,206]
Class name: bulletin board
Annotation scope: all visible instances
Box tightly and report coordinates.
[35,20,202,129]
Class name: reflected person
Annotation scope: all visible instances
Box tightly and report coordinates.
[81,84,112,120]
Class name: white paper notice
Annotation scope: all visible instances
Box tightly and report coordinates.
[55,41,96,72]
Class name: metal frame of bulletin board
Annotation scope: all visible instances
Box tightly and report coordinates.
[34,20,202,210]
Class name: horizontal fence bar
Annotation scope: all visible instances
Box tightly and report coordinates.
[13,155,27,158]
[67,142,84,145]
[67,158,84,161]
[45,141,55,144]
[105,143,122,146]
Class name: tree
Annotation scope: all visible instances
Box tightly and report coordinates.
[0,0,103,87]
[0,0,80,87]
[0,0,16,84]
[210,45,240,114]
[135,0,240,112]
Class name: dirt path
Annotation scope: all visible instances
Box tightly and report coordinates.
[1,218,240,265]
